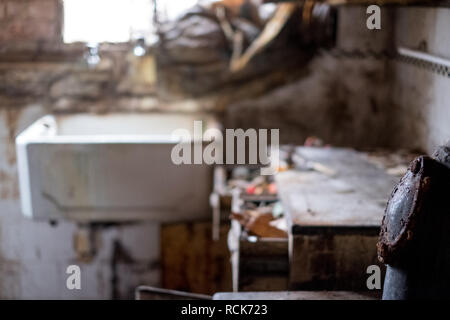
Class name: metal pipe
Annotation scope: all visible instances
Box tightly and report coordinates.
[378,148,450,299]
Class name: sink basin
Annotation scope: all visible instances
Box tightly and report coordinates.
[16,113,219,222]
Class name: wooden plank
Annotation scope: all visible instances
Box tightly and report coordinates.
[136,286,211,300]
[213,290,379,300]
[276,147,398,230]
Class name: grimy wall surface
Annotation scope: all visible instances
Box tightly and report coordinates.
[389,7,450,154]
[0,0,161,299]
[225,7,395,148]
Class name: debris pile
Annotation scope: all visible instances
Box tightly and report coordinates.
[227,165,287,238]
[155,0,335,100]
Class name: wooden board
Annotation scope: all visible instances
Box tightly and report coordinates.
[276,147,399,231]
[213,290,379,300]
[136,286,211,300]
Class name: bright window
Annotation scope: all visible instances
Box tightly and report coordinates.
[63,0,154,43]
[63,0,200,44]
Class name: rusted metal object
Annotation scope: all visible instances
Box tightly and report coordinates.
[378,154,450,299]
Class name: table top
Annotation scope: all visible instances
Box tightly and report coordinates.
[275,147,400,233]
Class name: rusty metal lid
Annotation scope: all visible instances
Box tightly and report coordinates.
[377,156,431,265]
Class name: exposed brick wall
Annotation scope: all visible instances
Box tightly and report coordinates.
[0,54,160,113]
[0,0,165,116]
[0,0,62,45]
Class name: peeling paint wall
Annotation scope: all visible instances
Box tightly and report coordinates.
[0,0,162,299]
[0,106,161,299]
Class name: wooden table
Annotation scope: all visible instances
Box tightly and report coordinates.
[275,147,400,290]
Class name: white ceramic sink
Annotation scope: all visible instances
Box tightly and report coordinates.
[16,113,219,222]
